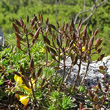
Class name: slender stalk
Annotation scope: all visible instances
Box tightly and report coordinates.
[58,53,66,91]
[64,64,73,82]
[72,56,82,92]
[26,34,31,60]
[46,46,48,66]
[30,80,37,109]
[80,51,91,85]
[62,55,66,83]
[55,45,60,82]
[80,58,90,85]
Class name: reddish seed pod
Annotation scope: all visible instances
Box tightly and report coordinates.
[31,16,36,26]
[97,47,102,53]
[88,36,94,50]
[83,24,87,37]
[15,33,24,41]
[20,17,24,27]
[12,23,20,33]
[27,15,29,23]
[15,19,21,26]
[97,53,105,61]
[70,18,74,29]
[33,27,40,39]
[95,38,102,49]
[94,29,99,36]
[46,18,49,24]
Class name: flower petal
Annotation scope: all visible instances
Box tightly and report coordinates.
[14,74,23,84]
[19,95,29,106]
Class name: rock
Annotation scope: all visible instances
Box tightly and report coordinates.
[59,56,110,88]
[0,28,4,46]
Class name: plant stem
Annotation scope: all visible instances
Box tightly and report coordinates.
[64,64,73,82]
[26,34,31,60]
[46,46,48,66]
[80,51,91,85]
[72,56,82,92]
[80,58,90,85]
[30,80,37,109]
[58,53,66,91]
[55,41,61,81]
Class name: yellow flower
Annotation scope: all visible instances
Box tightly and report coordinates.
[40,48,45,53]
[14,73,35,93]
[21,79,35,93]
[73,43,75,47]
[19,95,29,106]
[22,85,32,93]
[14,74,23,85]
[82,46,85,52]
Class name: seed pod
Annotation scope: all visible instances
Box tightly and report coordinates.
[39,14,43,23]
[15,19,21,26]
[70,18,74,29]
[64,23,68,32]
[69,25,72,34]
[29,58,34,73]
[88,36,94,50]
[97,47,102,53]
[83,25,87,37]
[20,66,25,76]
[97,53,105,61]
[33,27,40,39]
[31,16,36,26]
[15,33,24,41]
[72,32,76,41]
[56,21,59,28]
[78,22,82,30]
[37,67,42,77]
[16,36,21,50]
[27,15,29,23]
[95,38,102,50]
[43,35,50,45]
[20,17,24,27]
[94,29,99,36]
[46,18,49,24]
[62,22,65,32]
[12,23,20,33]
[82,25,87,44]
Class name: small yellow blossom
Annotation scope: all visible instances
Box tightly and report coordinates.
[14,74,35,93]
[21,79,35,93]
[82,46,85,52]
[14,74,23,85]
[73,43,75,47]
[19,95,29,106]
[21,85,32,93]
[40,48,45,53]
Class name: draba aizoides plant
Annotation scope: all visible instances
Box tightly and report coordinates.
[42,18,104,92]
[12,14,48,109]
[11,14,105,109]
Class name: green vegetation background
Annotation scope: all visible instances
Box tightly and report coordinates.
[0,0,110,60]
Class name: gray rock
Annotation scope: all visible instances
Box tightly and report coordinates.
[59,56,110,88]
[0,28,4,46]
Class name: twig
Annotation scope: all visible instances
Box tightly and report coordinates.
[72,56,82,92]
[74,0,107,24]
